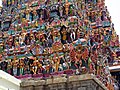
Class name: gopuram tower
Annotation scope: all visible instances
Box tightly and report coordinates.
[0,0,119,90]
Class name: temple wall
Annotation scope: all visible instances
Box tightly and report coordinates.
[20,74,107,90]
[0,70,21,90]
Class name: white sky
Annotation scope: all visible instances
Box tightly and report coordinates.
[0,0,1,6]
[105,0,120,38]
[0,0,119,38]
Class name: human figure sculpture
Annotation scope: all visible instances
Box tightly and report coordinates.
[60,25,67,44]
[12,56,18,76]
[32,58,38,74]
[19,59,24,75]
[7,61,12,75]
[53,53,60,72]
[64,0,70,15]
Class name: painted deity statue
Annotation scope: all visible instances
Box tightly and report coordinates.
[60,25,67,44]
[12,56,18,76]
[75,44,83,62]
[51,29,63,52]
[32,58,38,74]
[64,0,70,15]
[53,53,60,72]
[19,59,24,75]
[7,60,12,75]
[51,28,60,41]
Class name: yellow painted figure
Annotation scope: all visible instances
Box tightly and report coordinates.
[32,58,38,74]
[53,53,60,72]
[65,0,70,15]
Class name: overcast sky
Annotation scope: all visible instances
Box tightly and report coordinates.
[0,0,1,6]
[0,0,119,38]
[105,0,120,38]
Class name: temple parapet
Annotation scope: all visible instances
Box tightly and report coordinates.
[20,74,107,90]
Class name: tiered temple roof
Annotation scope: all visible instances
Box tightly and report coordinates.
[0,0,119,89]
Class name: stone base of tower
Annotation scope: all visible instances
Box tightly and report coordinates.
[20,74,107,90]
